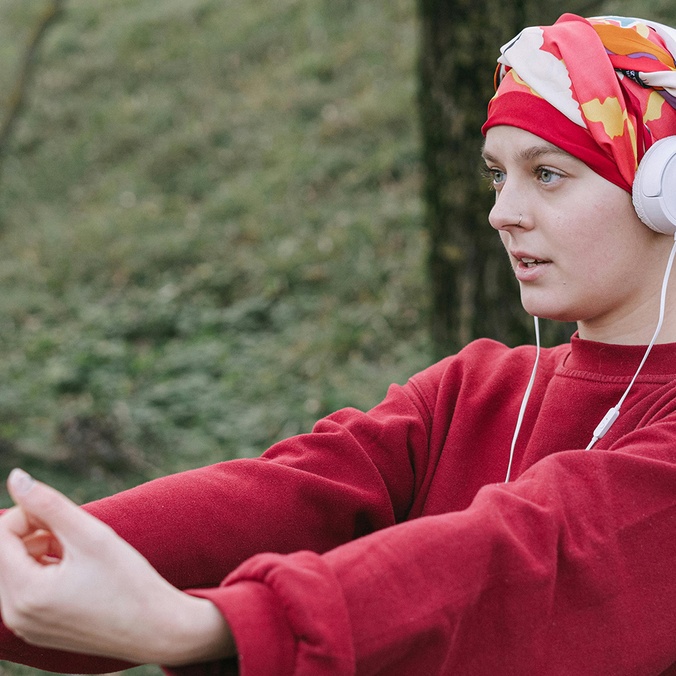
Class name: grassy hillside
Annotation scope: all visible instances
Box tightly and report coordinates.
[0,0,428,515]
[0,1,425,673]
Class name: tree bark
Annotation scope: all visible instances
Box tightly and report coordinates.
[418,0,602,357]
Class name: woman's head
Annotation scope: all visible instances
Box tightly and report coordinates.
[482,14,676,194]
[481,15,676,342]
[483,124,667,342]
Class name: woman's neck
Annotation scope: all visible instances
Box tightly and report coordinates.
[577,299,676,346]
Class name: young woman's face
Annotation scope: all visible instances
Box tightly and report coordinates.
[483,125,672,343]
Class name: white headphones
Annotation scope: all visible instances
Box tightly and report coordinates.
[632,136,676,235]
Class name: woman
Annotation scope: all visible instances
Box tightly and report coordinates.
[0,13,675,675]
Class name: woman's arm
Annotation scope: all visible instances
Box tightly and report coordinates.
[0,378,433,672]
[0,470,236,667]
[4,439,676,676]
[189,426,676,675]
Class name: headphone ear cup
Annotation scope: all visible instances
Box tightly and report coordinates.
[632,136,676,235]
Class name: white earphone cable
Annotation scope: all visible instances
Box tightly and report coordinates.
[505,315,540,483]
[586,232,676,450]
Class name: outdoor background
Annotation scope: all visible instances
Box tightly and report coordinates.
[0,0,673,674]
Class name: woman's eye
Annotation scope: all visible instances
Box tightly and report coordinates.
[482,167,506,189]
[536,167,562,184]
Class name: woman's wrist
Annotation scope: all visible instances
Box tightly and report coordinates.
[146,590,236,667]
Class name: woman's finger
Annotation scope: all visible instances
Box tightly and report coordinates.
[5,469,115,553]
[23,530,63,563]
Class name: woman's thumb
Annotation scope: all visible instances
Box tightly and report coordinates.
[7,469,84,539]
[8,468,35,498]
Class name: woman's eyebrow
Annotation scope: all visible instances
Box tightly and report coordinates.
[518,144,572,162]
[481,143,573,164]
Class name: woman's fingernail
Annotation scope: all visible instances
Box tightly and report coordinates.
[9,468,35,496]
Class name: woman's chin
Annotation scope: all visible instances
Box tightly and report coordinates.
[519,297,579,324]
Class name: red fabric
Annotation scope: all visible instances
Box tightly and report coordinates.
[482,14,676,193]
[482,92,630,192]
[2,336,676,674]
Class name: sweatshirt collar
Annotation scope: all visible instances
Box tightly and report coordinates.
[563,333,676,378]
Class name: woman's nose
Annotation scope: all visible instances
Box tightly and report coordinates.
[488,182,530,232]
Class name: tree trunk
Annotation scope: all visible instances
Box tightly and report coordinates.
[418,0,602,358]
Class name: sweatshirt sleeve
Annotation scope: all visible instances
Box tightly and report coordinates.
[169,419,676,676]
[0,375,436,673]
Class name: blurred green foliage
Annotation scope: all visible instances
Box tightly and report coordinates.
[0,0,428,514]
[0,0,426,673]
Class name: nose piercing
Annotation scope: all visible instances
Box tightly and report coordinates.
[517,214,523,226]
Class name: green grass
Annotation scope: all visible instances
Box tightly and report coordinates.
[0,1,427,671]
[0,0,428,513]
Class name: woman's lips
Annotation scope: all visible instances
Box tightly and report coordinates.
[512,254,551,281]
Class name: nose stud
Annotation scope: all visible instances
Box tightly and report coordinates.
[517,214,523,226]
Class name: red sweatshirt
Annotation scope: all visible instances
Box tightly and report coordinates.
[2,335,676,675]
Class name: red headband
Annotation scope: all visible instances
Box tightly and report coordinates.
[482,14,676,193]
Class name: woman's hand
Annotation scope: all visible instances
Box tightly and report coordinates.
[0,469,235,666]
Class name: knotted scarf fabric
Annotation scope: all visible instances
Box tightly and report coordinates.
[482,14,676,193]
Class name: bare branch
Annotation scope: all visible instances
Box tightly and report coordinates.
[0,0,65,178]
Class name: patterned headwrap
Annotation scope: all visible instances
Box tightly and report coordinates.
[482,14,676,193]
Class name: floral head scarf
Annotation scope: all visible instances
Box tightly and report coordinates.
[482,14,676,193]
